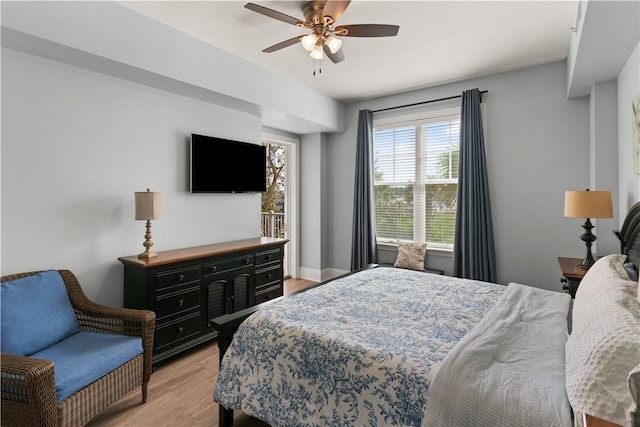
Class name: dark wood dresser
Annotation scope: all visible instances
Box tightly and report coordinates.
[119,237,287,364]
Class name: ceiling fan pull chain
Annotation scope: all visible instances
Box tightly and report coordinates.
[312,58,322,76]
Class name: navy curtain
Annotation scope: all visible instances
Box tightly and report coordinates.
[453,89,497,282]
[351,109,378,271]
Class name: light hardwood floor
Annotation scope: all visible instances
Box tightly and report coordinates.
[87,278,316,427]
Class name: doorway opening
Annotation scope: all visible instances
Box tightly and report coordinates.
[261,132,298,279]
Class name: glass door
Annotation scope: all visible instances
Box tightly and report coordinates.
[261,133,298,278]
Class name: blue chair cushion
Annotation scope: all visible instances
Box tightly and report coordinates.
[30,331,143,402]
[1,270,81,356]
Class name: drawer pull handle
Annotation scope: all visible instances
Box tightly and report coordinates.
[209,266,217,273]
[266,254,272,261]
[177,274,185,282]
[177,327,184,335]
[266,274,272,280]
[177,299,184,307]
[244,259,250,265]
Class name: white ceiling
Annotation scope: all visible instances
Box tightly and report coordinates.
[120,0,578,104]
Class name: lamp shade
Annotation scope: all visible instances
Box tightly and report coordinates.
[135,190,163,220]
[564,190,613,219]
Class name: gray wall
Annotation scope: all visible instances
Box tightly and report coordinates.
[299,133,324,281]
[299,131,335,281]
[327,61,593,291]
[0,1,342,306]
[1,48,264,306]
[618,42,640,211]
[589,80,620,257]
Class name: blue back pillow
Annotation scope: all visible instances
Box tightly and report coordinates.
[1,270,81,356]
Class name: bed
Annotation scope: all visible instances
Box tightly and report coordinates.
[212,202,640,427]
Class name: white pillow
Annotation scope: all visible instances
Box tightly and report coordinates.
[566,254,640,427]
[394,241,426,271]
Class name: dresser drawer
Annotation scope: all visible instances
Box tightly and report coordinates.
[254,284,283,304]
[255,248,281,267]
[255,264,281,288]
[155,313,200,350]
[155,265,200,289]
[155,285,200,319]
[203,255,253,276]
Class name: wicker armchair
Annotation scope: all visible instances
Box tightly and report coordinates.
[1,270,156,427]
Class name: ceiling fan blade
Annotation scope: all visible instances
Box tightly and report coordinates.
[322,1,351,24]
[262,36,303,53]
[245,3,307,27]
[323,44,345,63]
[335,24,400,37]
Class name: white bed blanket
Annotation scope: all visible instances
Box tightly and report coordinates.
[423,282,572,427]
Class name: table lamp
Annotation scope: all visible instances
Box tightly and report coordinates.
[564,189,613,269]
[135,189,163,259]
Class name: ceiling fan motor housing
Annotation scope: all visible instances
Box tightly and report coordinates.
[303,1,332,26]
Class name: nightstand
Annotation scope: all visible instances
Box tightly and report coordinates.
[557,257,588,298]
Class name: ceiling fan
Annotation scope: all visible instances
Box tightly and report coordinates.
[244,1,400,64]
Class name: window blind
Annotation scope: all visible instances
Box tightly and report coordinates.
[373,111,460,249]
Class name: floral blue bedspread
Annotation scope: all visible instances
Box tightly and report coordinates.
[213,267,505,427]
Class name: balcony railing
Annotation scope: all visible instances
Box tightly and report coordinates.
[261,211,286,239]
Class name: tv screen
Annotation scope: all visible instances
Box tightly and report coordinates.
[190,134,266,193]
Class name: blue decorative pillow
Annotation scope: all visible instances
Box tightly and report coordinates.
[1,270,81,356]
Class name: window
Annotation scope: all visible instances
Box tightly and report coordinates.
[373,108,460,250]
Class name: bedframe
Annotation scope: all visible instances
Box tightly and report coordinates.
[211,202,640,427]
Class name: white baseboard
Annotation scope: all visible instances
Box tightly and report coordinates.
[299,267,350,283]
[299,267,322,282]
[321,268,349,281]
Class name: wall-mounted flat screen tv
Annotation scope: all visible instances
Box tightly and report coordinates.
[190,133,266,193]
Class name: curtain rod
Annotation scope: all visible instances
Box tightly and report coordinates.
[371,90,488,114]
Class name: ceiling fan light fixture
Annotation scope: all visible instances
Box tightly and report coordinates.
[325,35,342,54]
[245,1,400,66]
[301,33,318,51]
[310,44,324,59]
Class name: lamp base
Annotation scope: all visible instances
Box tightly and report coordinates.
[577,253,595,270]
[577,218,596,270]
[138,250,158,259]
[138,220,158,259]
